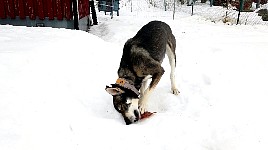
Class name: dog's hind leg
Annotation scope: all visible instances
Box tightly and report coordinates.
[166,44,180,95]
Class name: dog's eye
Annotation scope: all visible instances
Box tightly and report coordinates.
[118,103,129,112]
[117,104,125,112]
[115,106,122,113]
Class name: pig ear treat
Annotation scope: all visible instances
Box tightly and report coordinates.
[140,111,155,119]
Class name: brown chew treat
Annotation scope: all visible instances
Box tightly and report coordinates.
[140,111,154,119]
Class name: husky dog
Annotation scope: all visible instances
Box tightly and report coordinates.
[105,21,179,125]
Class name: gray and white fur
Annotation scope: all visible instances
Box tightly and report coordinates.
[106,21,179,125]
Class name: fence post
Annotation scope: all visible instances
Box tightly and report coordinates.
[90,0,98,25]
[210,0,214,7]
[191,2,194,16]
[237,0,244,25]
[173,0,175,20]
[256,0,260,8]
[72,0,79,30]
[164,0,167,11]
[131,0,133,12]
[111,0,114,19]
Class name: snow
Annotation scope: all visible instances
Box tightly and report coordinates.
[1,0,268,150]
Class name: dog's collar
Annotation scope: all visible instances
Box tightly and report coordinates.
[115,78,140,96]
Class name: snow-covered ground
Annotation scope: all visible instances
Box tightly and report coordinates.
[1,0,268,150]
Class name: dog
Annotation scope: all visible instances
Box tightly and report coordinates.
[105,21,179,125]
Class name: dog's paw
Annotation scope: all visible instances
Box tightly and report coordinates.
[172,88,180,95]
[139,102,147,114]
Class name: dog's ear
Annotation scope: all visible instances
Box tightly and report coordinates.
[105,86,125,96]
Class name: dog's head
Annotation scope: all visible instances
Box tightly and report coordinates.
[105,82,140,125]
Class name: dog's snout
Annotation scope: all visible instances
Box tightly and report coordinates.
[125,118,132,125]
[134,110,140,120]
[123,110,140,125]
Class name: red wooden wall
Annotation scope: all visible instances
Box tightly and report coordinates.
[0,0,89,20]
[78,0,89,19]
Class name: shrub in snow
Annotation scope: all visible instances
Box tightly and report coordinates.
[256,8,268,20]
[262,13,268,20]
[256,8,268,16]
[222,11,236,25]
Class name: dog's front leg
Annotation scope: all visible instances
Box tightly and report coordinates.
[139,88,153,114]
[140,75,152,98]
[139,68,164,114]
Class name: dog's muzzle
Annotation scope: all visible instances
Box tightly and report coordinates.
[124,109,140,125]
